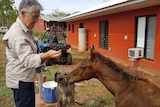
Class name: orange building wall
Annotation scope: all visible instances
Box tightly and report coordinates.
[67,5,160,71]
[33,19,45,33]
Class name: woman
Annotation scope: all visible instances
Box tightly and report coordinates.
[2,0,62,107]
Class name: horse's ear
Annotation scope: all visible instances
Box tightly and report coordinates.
[88,45,95,61]
[90,45,95,51]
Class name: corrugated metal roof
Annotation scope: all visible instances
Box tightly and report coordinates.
[60,0,129,21]
[60,0,160,22]
[68,0,128,17]
[40,15,60,22]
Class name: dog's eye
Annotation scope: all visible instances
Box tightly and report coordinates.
[57,72,61,75]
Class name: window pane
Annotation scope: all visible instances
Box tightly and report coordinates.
[68,24,70,31]
[136,17,146,48]
[145,16,156,60]
[72,24,74,33]
[80,23,84,28]
[100,20,109,50]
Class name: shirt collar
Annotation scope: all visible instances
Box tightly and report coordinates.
[16,17,33,33]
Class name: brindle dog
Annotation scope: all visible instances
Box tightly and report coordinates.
[55,70,75,107]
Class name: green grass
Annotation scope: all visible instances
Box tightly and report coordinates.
[97,92,114,106]
[72,54,85,60]
[0,34,15,107]
[43,66,59,81]
[71,52,85,60]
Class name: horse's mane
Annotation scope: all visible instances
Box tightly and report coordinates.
[92,51,140,81]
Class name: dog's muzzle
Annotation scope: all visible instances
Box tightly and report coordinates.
[58,77,64,81]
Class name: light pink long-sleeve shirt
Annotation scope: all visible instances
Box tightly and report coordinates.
[2,17,42,88]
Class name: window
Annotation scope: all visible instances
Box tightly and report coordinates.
[72,24,74,33]
[68,24,70,31]
[80,23,84,28]
[136,15,156,60]
[99,20,109,50]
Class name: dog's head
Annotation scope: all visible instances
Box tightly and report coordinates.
[55,70,69,85]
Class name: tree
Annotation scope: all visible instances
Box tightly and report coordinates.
[53,8,69,18]
[0,0,18,27]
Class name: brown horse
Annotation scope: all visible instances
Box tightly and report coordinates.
[68,46,160,107]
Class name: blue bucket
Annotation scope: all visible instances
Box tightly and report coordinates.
[42,81,57,103]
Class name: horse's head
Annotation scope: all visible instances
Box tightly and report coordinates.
[68,46,97,83]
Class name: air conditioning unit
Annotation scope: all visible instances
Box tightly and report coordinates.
[128,48,144,59]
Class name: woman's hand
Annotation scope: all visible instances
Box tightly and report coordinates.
[41,49,62,62]
[47,49,62,59]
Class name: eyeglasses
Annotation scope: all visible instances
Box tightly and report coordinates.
[25,11,40,20]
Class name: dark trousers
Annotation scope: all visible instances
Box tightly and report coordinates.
[11,81,35,107]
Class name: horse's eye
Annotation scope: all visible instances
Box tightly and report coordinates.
[81,64,85,68]
[80,64,87,71]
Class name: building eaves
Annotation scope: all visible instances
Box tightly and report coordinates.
[59,0,160,22]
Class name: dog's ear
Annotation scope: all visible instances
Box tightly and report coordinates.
[54,72,58,82]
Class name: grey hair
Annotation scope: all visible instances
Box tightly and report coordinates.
[19,0,43,13]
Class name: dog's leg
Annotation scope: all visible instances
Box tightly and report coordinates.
[56,101,62,107]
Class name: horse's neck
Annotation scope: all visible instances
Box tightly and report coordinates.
[95,67,127,96]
